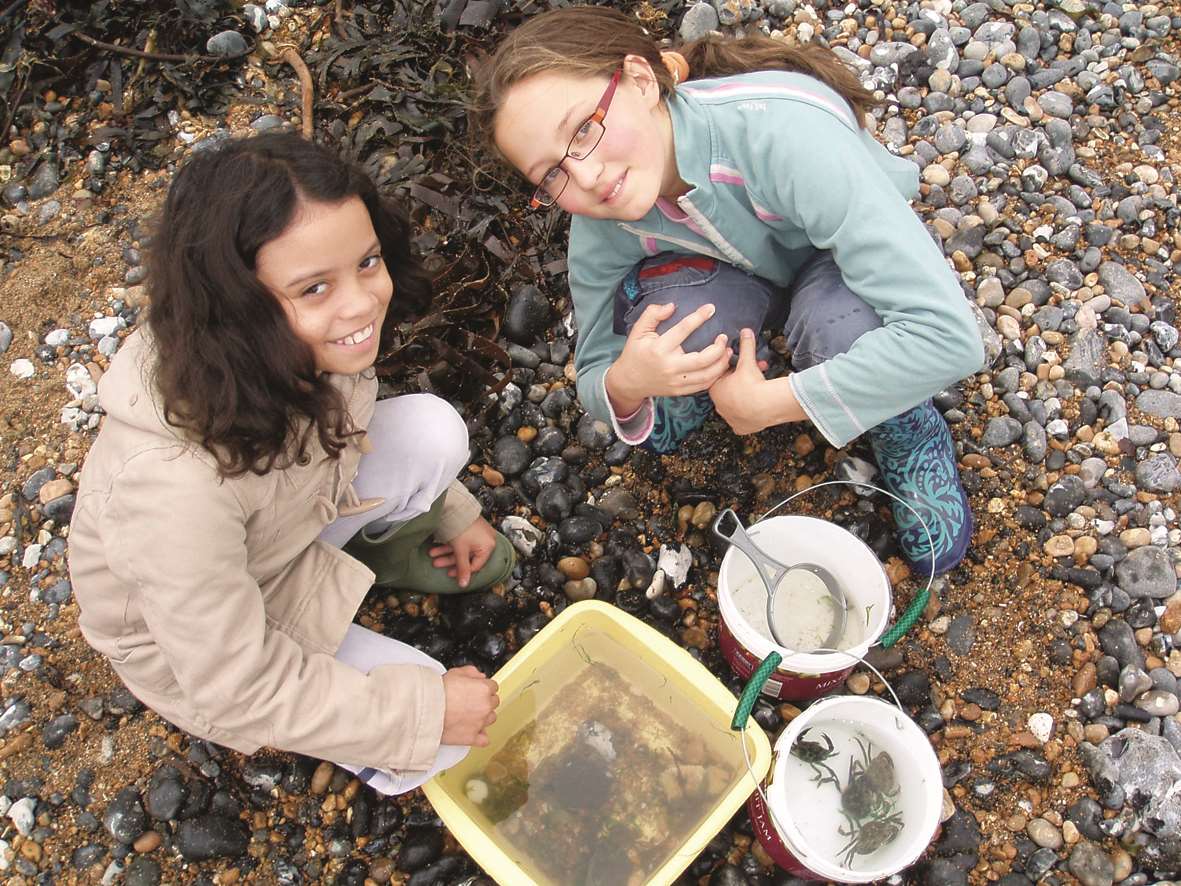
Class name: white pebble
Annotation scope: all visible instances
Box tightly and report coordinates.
[0,837,10,871]
[645,569,667,600]
[657,544,693,589]
[9,359,34,379]
[66,362,97,399]
[21,544,41,569]
[465,778,489,804]
[6,797,35,836]
[0,537,15,557]
[88,315,124,339]
[44,328,69,347]
[1028,713,1054,743]
[1046,419,1069,438]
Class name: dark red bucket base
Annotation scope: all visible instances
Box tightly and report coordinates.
[719,618,852,701]
[749,790,944,882]
[748,791,823,880]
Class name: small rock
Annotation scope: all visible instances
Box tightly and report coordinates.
[174,815,248,861]
[1067,841,1115,886]
[205,30,249,56]
[9,359,34,379]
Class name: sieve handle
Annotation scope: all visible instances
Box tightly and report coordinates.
[731,652,783,731]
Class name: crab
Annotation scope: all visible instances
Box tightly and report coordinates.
[841,736,900,818]
[837,810,905,867]
[790,728,841,787]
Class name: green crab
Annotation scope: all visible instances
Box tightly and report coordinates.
[789,728,841,788]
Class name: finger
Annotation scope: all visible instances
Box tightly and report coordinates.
[432,554,458,568]
[630,301,677,336]
[427,544,453,558]
[469,546,492,574]
[462,665,486,677]
[455,548,473,588]
[674,352,733,392]
[735,328,758,369]
[485,710,498,726]
[757,360,769,372]
[673,334,730,370]
[660,303,715,349]
[473,733,490,747]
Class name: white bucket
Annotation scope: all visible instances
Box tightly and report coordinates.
[755,695,943,882]
[717,515,892,700]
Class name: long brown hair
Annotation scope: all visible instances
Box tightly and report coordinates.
[470,6,881,148]
[147,132,432,478]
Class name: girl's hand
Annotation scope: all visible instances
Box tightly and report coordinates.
[429,516,497,589]
[440,665,499,747]
[606,302,732,414]
[710,329,804,434]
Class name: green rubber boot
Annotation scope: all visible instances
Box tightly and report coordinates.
[343,496,515,594]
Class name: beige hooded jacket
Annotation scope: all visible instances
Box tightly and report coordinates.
[67,329,481,771]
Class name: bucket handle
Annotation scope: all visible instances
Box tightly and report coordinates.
[730,479,934,729]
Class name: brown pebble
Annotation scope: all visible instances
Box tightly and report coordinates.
[16,839,40,862]
[1072,663,1097,696]
[1161,602,1181,636]
[1007,813,1027,831]
[960,703,982,721]
[690,501,716,529]
[310,760,335,795]
[677,504,695,534]
[778,703,802,722]
[682,626,708,649]
[0,732,33,761]
[37,478,73,504]
[516,426,537,443]
[481,467,505,487]
[1044,535,1075,557]
[557,556,590,580]
[961,453,990,469]
[1011,731,1041,748]
[1112,847,1133,881]
[793,434,815,457]
[369,857,395,884]
[1083,724,1110,744]
[846,672,870,695]
[133,831,162,853]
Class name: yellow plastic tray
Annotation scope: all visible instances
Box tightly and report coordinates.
[423,600,772,886]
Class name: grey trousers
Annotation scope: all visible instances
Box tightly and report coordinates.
[616,250,883,452]
[617,250,883,372]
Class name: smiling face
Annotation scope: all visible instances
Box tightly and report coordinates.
[255,195,393,376]
[493,58,683,221]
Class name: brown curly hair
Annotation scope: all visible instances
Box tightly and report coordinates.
[146,132,432,477]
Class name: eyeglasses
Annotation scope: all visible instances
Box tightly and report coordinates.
[529,68,623,210]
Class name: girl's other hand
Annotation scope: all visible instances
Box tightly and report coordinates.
[428,516,498,589]
[710,329,804,434]
[441,665,499,747]
[606,302,732,414]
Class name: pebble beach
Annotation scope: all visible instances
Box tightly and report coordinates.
[1,0,1180,883]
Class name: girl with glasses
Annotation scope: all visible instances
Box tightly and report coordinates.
[68,133,508,796]
[472,6,987,576]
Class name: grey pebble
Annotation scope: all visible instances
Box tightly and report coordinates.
[205,30,249,56]
[1135,453,1181,494]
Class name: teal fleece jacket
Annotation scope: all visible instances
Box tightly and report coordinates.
[567,70,985,448]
